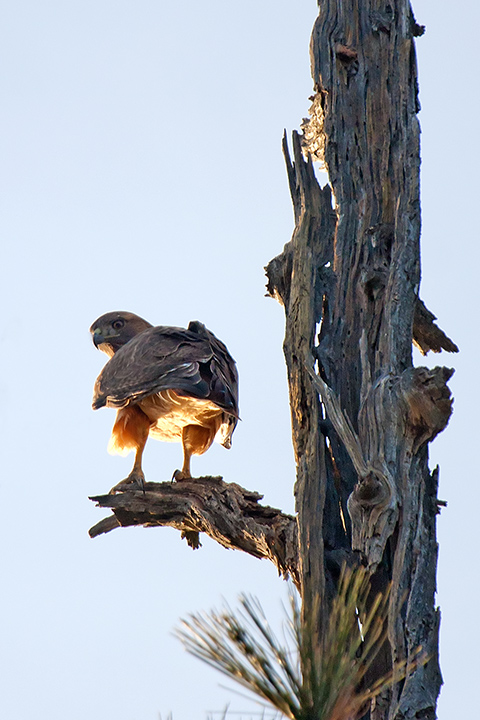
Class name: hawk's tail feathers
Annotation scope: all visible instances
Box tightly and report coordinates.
[215,414,238,449]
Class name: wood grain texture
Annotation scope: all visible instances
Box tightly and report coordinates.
[266,2,453,717]
[413,298,459,355]
[89,476,300,587]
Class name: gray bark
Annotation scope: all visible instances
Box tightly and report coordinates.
[265,2,456,718]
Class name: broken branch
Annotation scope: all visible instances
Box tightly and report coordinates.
[89,475,300,588]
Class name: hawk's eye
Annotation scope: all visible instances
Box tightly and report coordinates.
[112,319,125,331]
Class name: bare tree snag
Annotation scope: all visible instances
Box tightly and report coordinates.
[266,2,456,718]
[89,477,299,587]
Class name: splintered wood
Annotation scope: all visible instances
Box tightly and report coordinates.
[90,476,300,588]
[265,2,457,718]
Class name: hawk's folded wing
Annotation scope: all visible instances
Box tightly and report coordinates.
[92,325,238,419]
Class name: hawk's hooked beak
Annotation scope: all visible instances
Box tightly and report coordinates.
[92,328,104,348]
[92,327,118,358]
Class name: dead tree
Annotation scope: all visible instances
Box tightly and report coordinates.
[90,2,456,718]
[267,1,455,717]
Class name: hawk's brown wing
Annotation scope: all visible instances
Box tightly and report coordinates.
[187,321,239,418]
[92,325,239,420]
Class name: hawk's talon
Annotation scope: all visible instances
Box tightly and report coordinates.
[110,470,145,494]
[172,469,191,482]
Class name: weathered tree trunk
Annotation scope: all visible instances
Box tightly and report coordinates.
[90,2,457,717]
[266,1,455,718]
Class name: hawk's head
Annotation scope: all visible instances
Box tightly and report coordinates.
[90,311,153,357]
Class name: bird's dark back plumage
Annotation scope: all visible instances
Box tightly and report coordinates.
[91,314,239,428]
[187,321,239,418]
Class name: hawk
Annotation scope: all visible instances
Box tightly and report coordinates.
[90,311,239,490]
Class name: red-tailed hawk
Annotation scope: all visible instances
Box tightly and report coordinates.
[90,311,239,491]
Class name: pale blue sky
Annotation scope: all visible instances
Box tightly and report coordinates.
[1,2,478,718]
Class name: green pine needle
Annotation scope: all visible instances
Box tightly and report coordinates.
[176,566,427,720]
